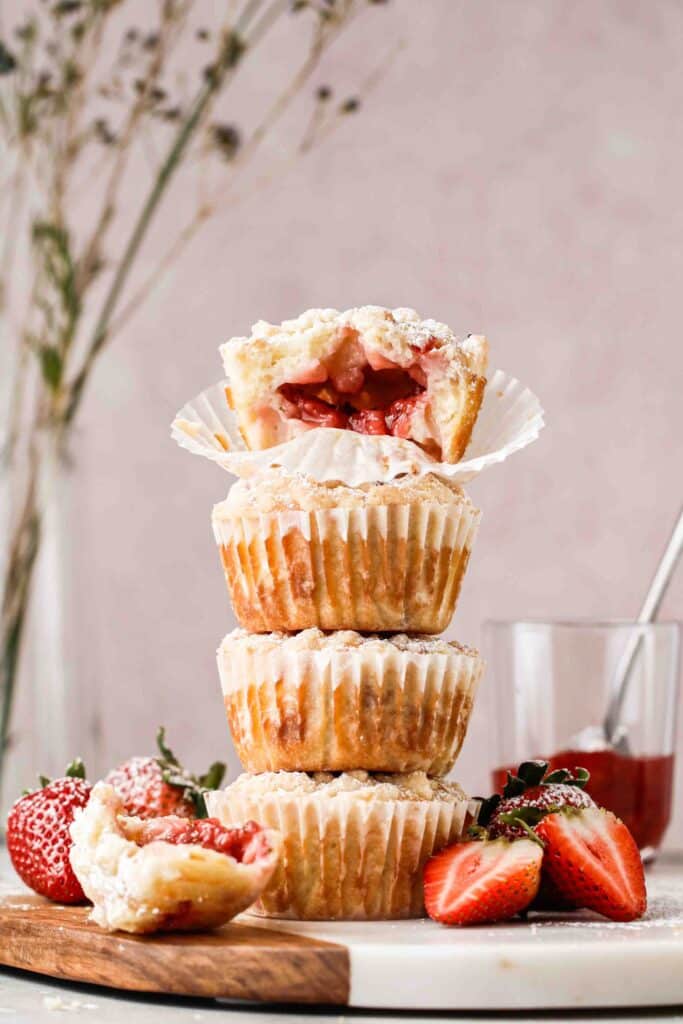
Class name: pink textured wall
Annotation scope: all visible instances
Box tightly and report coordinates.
[71,2,682,840]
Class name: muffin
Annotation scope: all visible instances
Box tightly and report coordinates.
[70,784,281,934]
[218,628,484,774]
[220,306,488,462]
[212,470,480,633]
[206,770,476,920]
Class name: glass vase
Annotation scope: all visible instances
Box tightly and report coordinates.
[0,430,101,821]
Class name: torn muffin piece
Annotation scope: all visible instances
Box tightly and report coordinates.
[220,306,488,462]
[69,783,280,933]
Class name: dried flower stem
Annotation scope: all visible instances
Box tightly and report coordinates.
[0,0,396,792]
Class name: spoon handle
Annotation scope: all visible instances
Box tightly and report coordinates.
[636,505,683,623]
[604,504,683,743]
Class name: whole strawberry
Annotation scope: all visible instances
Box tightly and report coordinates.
[105,728,225,820]
[482,761,595,841]
[7,760,91,903]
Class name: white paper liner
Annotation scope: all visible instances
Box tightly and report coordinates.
[207,785,476,919]
[217,636,484,775]
[212,498,480,634]
[171,368,544,486]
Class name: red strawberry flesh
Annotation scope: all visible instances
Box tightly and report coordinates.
[277,362,426,438]
[385,394,424,438]
[536,808,647,922]
[348,409,389,435]
[424,838,543,926]
[131,816,268,863]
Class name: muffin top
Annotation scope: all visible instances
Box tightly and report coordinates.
[214,468,472,516]
[220,627,480,661]
[223,770,469,805]
[219,306,488,461]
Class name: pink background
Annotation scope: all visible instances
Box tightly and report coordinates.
[65,4,682,839]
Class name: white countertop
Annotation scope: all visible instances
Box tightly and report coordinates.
[1,850,682,1023]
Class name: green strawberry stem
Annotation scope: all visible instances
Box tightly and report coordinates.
[35,756,86,791]
[155,726,226,819]
[476,760,591,828]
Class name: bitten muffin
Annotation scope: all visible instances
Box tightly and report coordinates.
[212,470,480,634]
[220,306,488,462]
[207,770,476,920]
[218,628,484,775]
[70,784,281,934]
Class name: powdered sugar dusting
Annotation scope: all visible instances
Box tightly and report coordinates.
[527,866,683,932]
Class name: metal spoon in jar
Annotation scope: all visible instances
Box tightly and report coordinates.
[572,503,683,754]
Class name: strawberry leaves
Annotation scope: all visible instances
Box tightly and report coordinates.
[66,758,86,780]
[155,726,225,819]
[36,757,86,791]
[500,760,590,801]
[495,806,547,845]
[544,766,590,788]
[475,760,594,839]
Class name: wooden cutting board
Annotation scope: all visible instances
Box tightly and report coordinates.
[0,893,349,1005]
[1,861,683,1011]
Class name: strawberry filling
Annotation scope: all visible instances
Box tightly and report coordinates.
[130,817,269,863]
[278,365,427,438]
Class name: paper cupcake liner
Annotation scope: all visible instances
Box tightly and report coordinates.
[207,789,475,919]
[171,368,544,487]
[218,639,484,775]
[212,498,480,634]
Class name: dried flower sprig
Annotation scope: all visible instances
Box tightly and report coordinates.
[0,0,396,787]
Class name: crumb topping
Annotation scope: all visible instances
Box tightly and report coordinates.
[224,770,468,804]
[220,627,479,660]
[214,469,472,516]
[224,306,484,373]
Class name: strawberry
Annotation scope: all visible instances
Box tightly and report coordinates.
[348,409,389,435]
[133,815,267,861]
[536,807,647,922]
[7,760,91,903]
[105,728,225,820]
[424,837,543,926]
[475,760,596,911]
[385,394,423,438]
[278,386,349,429]
[482,761,595,841]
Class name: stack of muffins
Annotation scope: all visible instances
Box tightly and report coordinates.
[205,307,487,920]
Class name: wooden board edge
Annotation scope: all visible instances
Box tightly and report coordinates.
[0,903,350,1005]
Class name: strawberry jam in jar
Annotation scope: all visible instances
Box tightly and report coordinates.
[492,750,675,853]
[485,621,680,862]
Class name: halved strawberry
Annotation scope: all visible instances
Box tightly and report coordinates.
[424,838,543,926]
[536,808,646,922]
